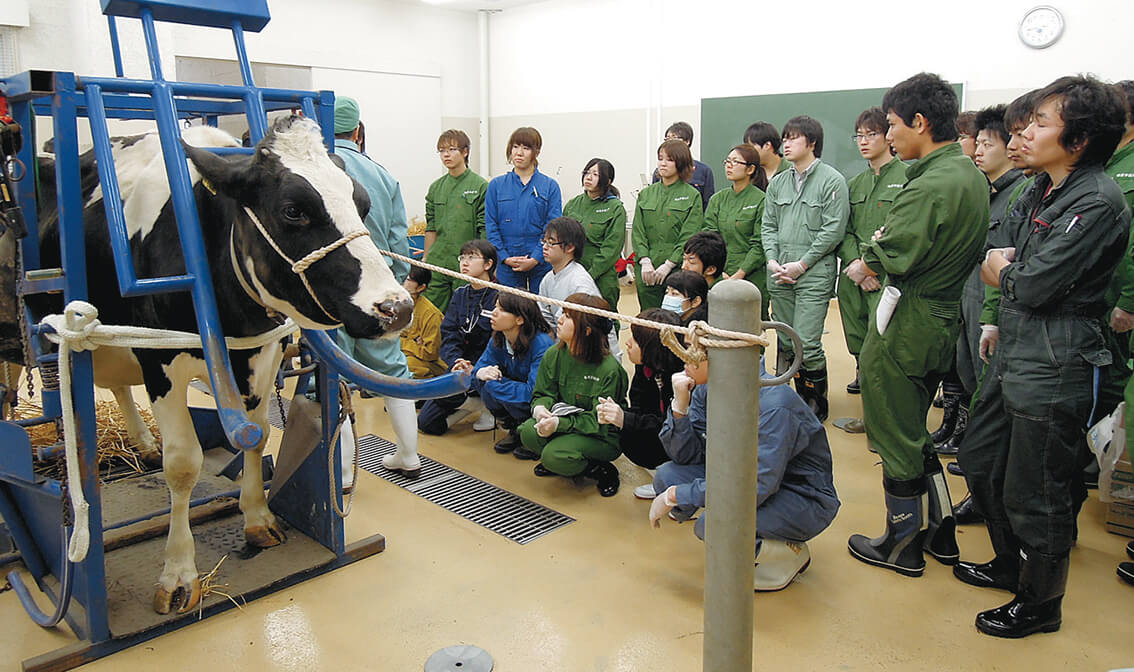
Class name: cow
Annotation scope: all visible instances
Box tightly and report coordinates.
[32,115,412,614]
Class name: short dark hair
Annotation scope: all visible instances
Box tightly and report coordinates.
[782,115,824,158]
[561,293,613,364]
[1034,75,1127,169]
[459,239,497,280]
[683,232,726,278]
[506,127,542,165]
[631,308,684,374]
[855,107,888,135]
[743,122,781,154]
[1004,90,1041,134]
[956,111,978,138]
[1114,80,1134,127]
[975,105,1010,146]
[664,270,709,306]
[666,121,694,145]
[729,144,766,190]
[408,265,432,287]
[437,129,471,165]
[582,158,619,198]
[491,293,550,356]
[659,139,695,181]
[882,72,959,143]
[545,216,586,262]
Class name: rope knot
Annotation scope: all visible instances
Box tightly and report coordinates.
[50,300,103,352]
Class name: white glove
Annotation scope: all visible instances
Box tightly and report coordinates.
[979,325,1000,363]
[532,405,552,421]
[670,371,694,416]
[649,486,678,528]
[596,396,624,428]
[535,415,559,438]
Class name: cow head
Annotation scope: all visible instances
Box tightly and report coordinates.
[183,116,413,338]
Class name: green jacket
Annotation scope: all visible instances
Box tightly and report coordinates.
[839,158,907,266]
[862,143,989,304]
[704,183,766,275]
[531,345,629,443]
[424,168,488,270]
[632,180,704,266]
[761,159,850,269]
[564,192,627,284]
[1104,141,1134,314]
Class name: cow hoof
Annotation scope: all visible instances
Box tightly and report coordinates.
[245,521,287,548]
[138,448,163,470]
[153,577,202,614]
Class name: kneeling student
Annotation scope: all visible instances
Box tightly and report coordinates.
[400,266,447,379]
[648,356,840,591]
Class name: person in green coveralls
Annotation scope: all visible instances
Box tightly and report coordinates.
[705,144,770,319]
[839,107,907,409]
[845,73,989,578]
[518,293,629,497]
[956,76,1128,637]
[423,129,488,314]
[632,140,704,311]
[564,158,626,313]
[744,122,793,186]
[1104,80,1134,587]
[761,116,850,421]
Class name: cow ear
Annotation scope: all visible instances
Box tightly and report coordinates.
[182,141,253,200]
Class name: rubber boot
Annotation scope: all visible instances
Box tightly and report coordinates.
[848,474,928,577]
[923,453,959,565]
[381,397,422,478]
[797,367,829,422]
[340,414,356,492]
[584,460,619,497]
[953,522,1020,591]
[754,539,811,591]
[931,382,964,444]
[935,401,969,456]
[976,546,1068,638]
[952,493,984,525]
[776,347,793,377]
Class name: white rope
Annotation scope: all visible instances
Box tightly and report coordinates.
[38,300,299,563]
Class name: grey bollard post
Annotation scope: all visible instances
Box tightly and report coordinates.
[703,279,762,672]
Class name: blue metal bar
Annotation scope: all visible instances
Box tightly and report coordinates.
[230,19,267,144]
[7,526,74,627]
[12,95,40,269]
[149,82,262,452]
[317,90,335,149]
[232,20,255,88]
[302,330,471,400]
[0,485,48,578]
[105,16,125,78]
[138,8,164,81]
[103,488,243,532]
[79,76,325,103]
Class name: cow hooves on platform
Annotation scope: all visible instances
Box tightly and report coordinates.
[153,577,202,615]
[245,521,287,548]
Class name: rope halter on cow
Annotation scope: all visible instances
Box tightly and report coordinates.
[236,206,369,325]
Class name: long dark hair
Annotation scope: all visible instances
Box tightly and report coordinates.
[730,144,767,191]
[491,293,550,356]
[560,293,613,365]
[582,158,620,198]
[632,309,684,374]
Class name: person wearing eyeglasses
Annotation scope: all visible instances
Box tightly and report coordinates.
[838,108,907,411]
[485,127,563,291]
[704,144,769,319]
[537,217,621,359]
[423,129,488,314]
[633,139,705,311]
[651,122,715,212]
[761,116,850,421]
[564,158,627,313]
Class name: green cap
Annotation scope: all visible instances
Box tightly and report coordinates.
[334,96,360,134]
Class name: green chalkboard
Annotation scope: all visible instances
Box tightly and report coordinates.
[700,84,964,187]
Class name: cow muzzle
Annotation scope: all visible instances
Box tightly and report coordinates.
[375,296,414,332]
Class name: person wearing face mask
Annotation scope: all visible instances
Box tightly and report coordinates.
[564,158,627,313]
[632,140,704,311]
[661,271,708,322]
[485,127,563,291]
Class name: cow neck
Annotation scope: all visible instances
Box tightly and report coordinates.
[233,206,367,325]
[229,224,286,324]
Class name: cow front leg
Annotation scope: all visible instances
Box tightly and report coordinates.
[108,385,161,467]
[241,343,286,548]
[149,356,204,614]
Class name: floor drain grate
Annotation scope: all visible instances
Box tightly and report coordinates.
[356,434,574,545]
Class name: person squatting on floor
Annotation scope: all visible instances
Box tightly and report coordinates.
[647,356,839,591]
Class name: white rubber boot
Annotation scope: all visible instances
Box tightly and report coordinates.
[382,397,422,477]
[754,540,811,592]
[445,395,483,429]
[340,414,356,492]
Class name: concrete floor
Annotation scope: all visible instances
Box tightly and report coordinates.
[3,288,1132,671]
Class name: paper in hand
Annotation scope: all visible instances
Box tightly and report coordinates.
[875,286,902,336]
[550,402,585,417]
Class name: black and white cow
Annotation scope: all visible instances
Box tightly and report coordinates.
[34,116,412,614]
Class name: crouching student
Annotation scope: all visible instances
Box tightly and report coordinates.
[662,270,708,322]
[418,240,499,434]
[472,294,555,454]
[648,356,840,591]
[400,266,447,379]
[595,309,685,499]
[517,294,629,496]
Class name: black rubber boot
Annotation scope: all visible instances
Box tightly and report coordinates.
[976,546,1068,638]
[1119,562,1134,586]
[947,461,965,477]
[931,382,965,444]
[848,474,928,577]
[923,454,959,565]
[846,359,861,395]
[493,418,521,454]
[935,401,969,456]
[953,493,984,525]
[797,367,829,422]
[953,522,1019,591]
[1127,539,1134,560]
[584,460,619,497]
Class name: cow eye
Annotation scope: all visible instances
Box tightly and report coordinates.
[281,205,304,222]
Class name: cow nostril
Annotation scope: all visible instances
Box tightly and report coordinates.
[375,297,414,330]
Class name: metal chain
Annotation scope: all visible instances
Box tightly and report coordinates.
[14,242,34,401]
[274,374,287,426]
